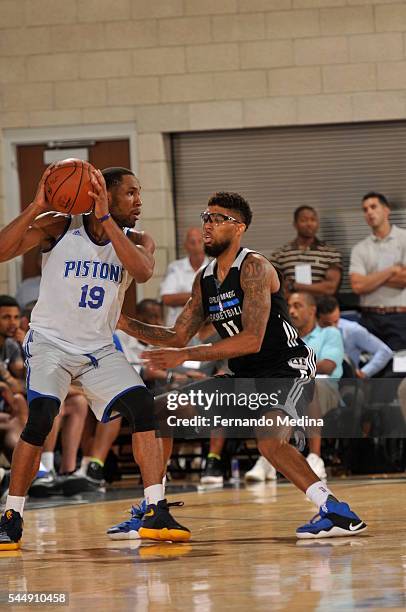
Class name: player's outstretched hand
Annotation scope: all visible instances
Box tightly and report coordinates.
[89,169,109,220]
[33,164,55,212]
[141,347,187,370]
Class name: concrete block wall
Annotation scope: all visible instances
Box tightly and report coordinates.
[0,0,405,296]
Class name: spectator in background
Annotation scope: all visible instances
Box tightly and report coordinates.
[160,227,209,326]
[350,192,406,353]
[0,382,27,465]
[15,250,41,310]
[0,296,28,465]
[0,296,25,393]
[317,295,393,378]
[271,206,342,297]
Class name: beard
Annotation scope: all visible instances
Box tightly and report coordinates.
[113,215,135,229]
[204,238,231,258]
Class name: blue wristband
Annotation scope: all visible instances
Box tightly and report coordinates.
[98,213,111,223]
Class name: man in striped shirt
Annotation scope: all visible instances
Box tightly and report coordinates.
[271,206,342,296]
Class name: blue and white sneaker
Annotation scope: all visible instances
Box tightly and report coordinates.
[296,498,367,539]
[107,500,147,540]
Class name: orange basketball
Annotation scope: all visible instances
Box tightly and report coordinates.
[44,158,95,215]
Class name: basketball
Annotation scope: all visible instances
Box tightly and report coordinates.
[44,158,95,215]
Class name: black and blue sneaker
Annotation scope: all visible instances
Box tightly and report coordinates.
[296,497,367,539]
[139,499,191,542]
[107,500,147,540]
[0,510,23,551]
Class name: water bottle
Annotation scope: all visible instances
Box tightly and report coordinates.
[231,457,240,481]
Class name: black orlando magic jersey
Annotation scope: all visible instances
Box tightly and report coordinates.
[200,248,312,376]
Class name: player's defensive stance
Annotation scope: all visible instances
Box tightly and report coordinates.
[110,192,367,540]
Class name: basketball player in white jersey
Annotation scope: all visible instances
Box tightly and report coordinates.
[0,165,190,549]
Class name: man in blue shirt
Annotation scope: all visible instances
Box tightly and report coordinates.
[287,291,345,480]
[316,296,393,378]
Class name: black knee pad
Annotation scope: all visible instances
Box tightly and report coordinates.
[21,397,60,447]
[113,386,155,433]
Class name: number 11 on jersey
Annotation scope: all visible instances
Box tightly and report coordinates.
[222,320,240,336]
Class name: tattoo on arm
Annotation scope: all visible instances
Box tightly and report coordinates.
[240,255,272,339]
[125,318,177,346]
[124,271,206,347]
[173,271,206,343]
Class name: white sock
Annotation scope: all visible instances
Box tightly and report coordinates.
[39,461,46,473]
[162,475,166,495]
[5,495,25,517]
[306,481,333,508]
[41,452,54,473]
[144,484,164,506]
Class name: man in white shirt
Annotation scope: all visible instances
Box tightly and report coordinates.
[160,227,209,326]
[350,192,406,352]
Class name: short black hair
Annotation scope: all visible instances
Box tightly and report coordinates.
[295,291,317,307]
[0,295,20,309]
[362,191,390,208]
[317,295,339,316]
[207,192,252,228]
[102,167,135,190]
[136,299,162,317]
[294,206,317,222]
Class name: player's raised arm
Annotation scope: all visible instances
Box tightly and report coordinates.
[239,253,273,348]
[118,270,206,347]
[0,166,65,261]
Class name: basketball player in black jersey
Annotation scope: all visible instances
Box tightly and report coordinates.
[117,192,367,539]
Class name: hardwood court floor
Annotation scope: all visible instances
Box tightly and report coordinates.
[1,479,406,611]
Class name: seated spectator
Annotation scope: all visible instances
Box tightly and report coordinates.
[317,295,393,378]
[0,295,25,393]
[289,292,344,378]
[0,381,27,464]
[271,206,342,297]
[160,227,209,326]
[0,296,28,464]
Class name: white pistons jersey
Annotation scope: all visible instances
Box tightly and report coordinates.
[30,215,132,354]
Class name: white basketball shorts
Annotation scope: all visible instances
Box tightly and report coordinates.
[23,330,145,422]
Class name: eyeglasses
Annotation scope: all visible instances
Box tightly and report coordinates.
[200,211,242,225]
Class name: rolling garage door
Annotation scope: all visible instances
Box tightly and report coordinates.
[172,121,406,295]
